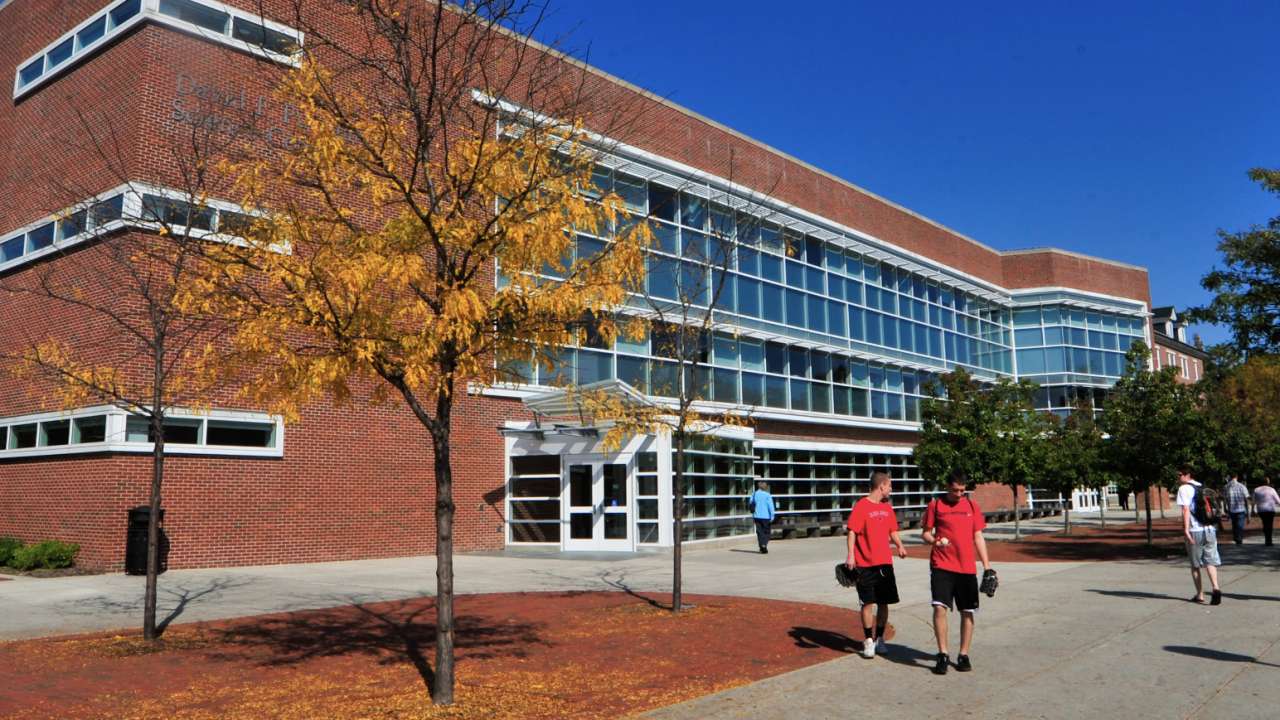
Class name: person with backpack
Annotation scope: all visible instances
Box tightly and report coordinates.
[749,481,776,554]
[1175,467,1222,605]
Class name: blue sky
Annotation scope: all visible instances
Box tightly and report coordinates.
[532,1,1280,346]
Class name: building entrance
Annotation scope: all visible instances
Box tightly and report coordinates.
[563,454,633,551]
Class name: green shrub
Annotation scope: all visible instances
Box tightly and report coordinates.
[0,536,22,566]
[8,540,80,571]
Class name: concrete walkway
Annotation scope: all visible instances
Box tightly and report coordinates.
[647,542,1280,720]
[3,513,1277,719]
[0,511,1093,641]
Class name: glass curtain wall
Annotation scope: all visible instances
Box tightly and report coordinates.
[502,162,1019,424]
[676,435,755,541]
[754,448,926,526]
[1012,303,1147,416]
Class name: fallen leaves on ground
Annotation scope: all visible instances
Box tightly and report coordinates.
[0,592,859,719]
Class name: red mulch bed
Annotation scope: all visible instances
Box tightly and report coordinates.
[899,516,1264,563]
[0,592,876,719]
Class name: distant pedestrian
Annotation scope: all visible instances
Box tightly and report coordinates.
[1225,476,1250,545]
[1176,468,1222,605]
[845,471,909,659]
[750,481,776,554]
[1253,478,1278,547]
[1118,488,1129,511]
[921,471,993,675]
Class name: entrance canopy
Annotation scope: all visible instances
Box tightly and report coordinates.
[521,379,654,419]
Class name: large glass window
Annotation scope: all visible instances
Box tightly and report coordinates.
[159,0,230,33]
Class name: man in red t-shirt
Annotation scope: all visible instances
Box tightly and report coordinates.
[845,471,908,659]
[921,471,993,675]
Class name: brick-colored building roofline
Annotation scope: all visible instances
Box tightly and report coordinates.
[511,18,1151,286]
[1001,247,1148,274]
[510,26,1011,254]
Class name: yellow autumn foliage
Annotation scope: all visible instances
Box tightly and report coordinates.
[179,57,652,421]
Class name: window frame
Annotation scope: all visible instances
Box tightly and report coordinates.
[0,406,283,459]
[14,0,304,100]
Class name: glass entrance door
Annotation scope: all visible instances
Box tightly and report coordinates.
[564,456,632,551]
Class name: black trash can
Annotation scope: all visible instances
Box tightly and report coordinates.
[125,506,169,576]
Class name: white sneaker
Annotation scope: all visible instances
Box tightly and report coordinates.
[862,639,876,659]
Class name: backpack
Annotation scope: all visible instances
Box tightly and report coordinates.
[748,492,757,513]
[1190,485,1221,528]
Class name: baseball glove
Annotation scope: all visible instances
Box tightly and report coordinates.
[980,568,999,597]
[835,563,857,588]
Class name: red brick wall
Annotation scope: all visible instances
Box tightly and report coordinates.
[1000,250,1151,307]
[0,388,525,571]
[1152,338,1205,384]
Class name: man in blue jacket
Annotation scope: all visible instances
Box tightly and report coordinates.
[750,481,777,554]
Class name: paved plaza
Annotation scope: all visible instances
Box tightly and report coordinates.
[2,513,1277,719]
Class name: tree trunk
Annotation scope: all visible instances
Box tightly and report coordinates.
[1099,491,1106,529]
[430,385,457,705]
[1064,506,1071,535]
[1144,485,1153,546]
[142,416,165,641]
[672,430,684,613]
[1158,487,1166,519]
[1013,484,1021,541]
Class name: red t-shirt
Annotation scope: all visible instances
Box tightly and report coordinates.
[846,497,900,567]
[922,496,986,574]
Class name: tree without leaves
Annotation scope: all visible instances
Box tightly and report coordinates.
[177,1,651,705]
[570,174,782,613]
[1189,168,1280,356]
[1099,341,1201,545]
[0,107,232,641]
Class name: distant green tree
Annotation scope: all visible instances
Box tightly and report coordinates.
[1190,168,1280,356]
[1100,342,1201,544]
[1042,401,1115,533]
[1198,355,1280,483]
[914,370,1050,540]
[914,370,993,490]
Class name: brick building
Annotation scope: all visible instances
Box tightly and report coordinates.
[1150,306,1209,384]
[1,0,1160,569]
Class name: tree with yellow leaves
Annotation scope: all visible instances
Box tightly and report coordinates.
[178,1,650,705]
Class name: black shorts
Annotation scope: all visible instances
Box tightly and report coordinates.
[930,569,979,612]
[855,564,900,606]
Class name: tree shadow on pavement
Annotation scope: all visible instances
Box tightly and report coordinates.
[599,571,671,610]
[207,597,546,694]
[1164,645,1280,668]
[156,578,252,635]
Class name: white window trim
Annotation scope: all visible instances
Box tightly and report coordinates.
[13,0,303,100]
[0,405,284,459]
[476,382,923,432]
[0,181,271,275]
